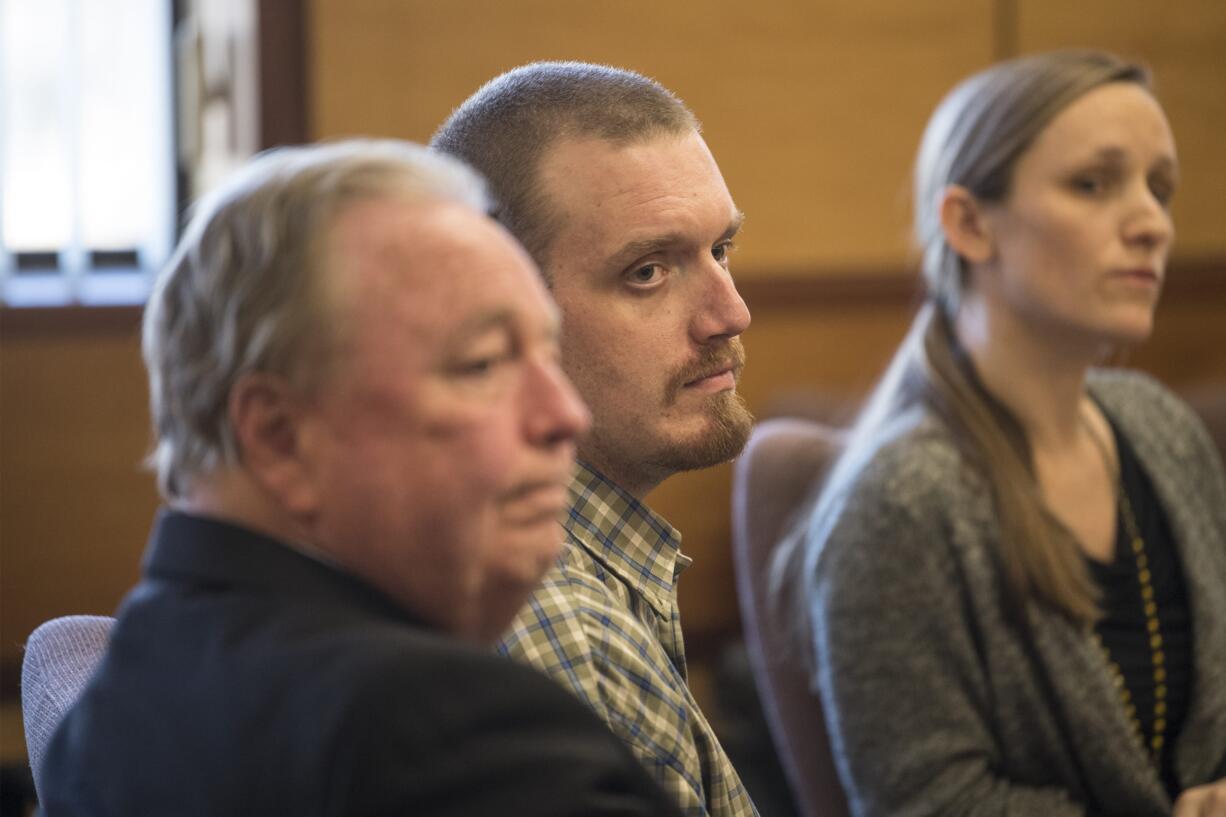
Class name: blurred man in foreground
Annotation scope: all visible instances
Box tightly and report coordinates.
[39,140,684,817]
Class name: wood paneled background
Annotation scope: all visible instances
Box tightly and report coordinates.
[3,1,1223,723]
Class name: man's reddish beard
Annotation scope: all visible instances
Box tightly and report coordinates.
[644,337,753,473]
[664,337,747,405]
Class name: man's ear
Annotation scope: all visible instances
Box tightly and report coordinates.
[228,373,320,518]
[939,184,995,266]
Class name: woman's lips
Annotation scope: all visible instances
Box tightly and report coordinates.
[1111,267,1161,286]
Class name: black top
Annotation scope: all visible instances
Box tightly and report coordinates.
[1088,424,1192,798]
[40,510,684,817]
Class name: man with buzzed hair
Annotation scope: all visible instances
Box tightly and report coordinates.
[433,63,757,817]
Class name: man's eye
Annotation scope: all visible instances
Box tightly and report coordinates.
[453,353,509,377]
[456,358,496,376]
[712,240,736,266]
[1072,177,1102,194]
[627,264,665,287]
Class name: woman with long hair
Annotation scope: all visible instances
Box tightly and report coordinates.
[773,51,1226,816]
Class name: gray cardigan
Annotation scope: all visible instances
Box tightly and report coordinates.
[806,370,1226,817]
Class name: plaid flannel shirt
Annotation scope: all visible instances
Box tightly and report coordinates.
[498,462,758,817]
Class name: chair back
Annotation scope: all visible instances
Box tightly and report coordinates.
[22,615,116,799]
[731,418,849,817]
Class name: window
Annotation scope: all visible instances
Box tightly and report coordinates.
[0,0,175,306]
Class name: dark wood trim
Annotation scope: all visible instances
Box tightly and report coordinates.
[738,270,922,311]
[3,258,1220,338]
[257,0,311,148]
[736,255,1226,311]
[1164,257,1226,295]
[0,658,21,703]
[0,306,143,340]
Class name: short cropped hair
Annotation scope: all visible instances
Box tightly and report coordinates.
[143,139,489,499]
[430,61,697,269]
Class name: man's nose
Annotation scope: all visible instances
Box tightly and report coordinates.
[524,355,591,446]
[690,261,751,345]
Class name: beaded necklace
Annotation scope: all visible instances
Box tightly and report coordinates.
[1083,416,1167,766]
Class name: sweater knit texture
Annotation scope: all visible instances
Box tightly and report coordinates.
[806,370,1226,817]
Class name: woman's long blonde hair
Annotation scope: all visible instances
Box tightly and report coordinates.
[772,51,1153,664]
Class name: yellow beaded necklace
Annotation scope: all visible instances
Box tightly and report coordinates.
[1084,417,1167,765]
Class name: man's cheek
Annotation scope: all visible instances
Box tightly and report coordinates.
[456,429,522,485]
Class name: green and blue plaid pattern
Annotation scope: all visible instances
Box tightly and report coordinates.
[498,462,758,817]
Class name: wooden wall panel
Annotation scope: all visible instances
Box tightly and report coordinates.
[309,0,993,273]
[0,322,157,666]
[1015,0,1226,259]
[311,0,1226,271]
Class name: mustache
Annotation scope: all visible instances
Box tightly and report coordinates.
[666,338,746,401]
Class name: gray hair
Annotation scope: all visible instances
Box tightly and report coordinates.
[430,61,698,271]
[914,50,1149,314]
[143,139,490,499]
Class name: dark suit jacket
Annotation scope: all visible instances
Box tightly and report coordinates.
[40,511,684,817]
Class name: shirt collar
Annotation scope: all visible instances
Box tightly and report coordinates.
[143,509,421,627]
[564,461,691,616]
